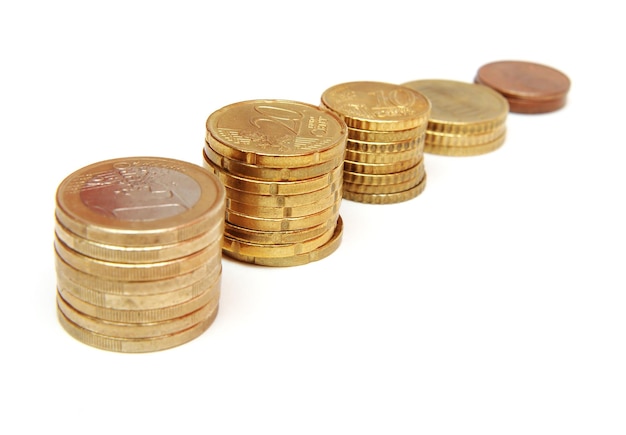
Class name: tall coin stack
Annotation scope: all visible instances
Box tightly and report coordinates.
[320,81,431,204]
[203,99,347,267]
[401,79,509,156]
[54,157,226,353]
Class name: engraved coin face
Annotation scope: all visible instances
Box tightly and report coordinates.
[56,157,226,246]
[401,79,509,126]
[320,81,431,131]
[206,99,347,157]
[79,163,201,221]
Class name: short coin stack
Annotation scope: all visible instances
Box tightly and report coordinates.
[474,60,571,114]
[401,79,509,156]
[320,81,431,204]
[54,157,226,353]
[203,99,347,267]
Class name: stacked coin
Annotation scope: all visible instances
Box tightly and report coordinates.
[474,60,571,114]
[203,99,347,267]
[54,157,226,353]
[320,81,431,204]
[401,79,510,156]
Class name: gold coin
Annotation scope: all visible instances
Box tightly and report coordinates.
[223,222,336,258]
[343,164,425,194]
[57,303,218,353]
[401,79,509,135]
[347,125,426,142]
[203,146,343,182]
[57,275,221,323]
[54,217,223,264]
[56,260,221,311]
[425,124,506,147]
[55,235,222,282]
[343,161,423,186]
[224,219,335,245]
[55,157,226,247]
[344,146,422,165]
[223,215,343,267]
[346,135,424,154]
[320,81,431,131]
[57,290,219,339]
[203,153,343,195]
[55,253,219,295]
[205,99,347,168]
[227,191,337,219]
[343,175,427,204]
[225,198,341,232]
[343,155,421,175]
[425,133,506,156]
[224,178,341,208]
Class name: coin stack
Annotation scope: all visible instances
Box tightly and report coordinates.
[319,81,431,204]
[54,157,226,353]
[203,99,347,267]
[401,79,509,156]
[474,60,571,114]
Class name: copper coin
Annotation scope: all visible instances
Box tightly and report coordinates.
[474,60,571,113]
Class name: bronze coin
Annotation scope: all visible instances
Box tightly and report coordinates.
[474,60,571,114]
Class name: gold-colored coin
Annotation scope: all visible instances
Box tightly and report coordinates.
[401,79,509,135]
[226,191,337,219]
[205,99,347,168]
[320,81,431,131]
[224,178,341,208]
[224,219,335,245]
[343,155,421,175]
[56,260,221,311]
[343,161,423,186]
[55,157,226,247]
[424,133,506,156]
[223,222,336,258]
[57,303,218,353]
[343,175,427,204]
[343,164,426,194]
[203,146,343,182]
[225,198,341,232]
[55,254,219,296]
[346,135,424,154]
[57,275,221,323]
[223,215,343,267]
[57,290,219,339]
[54,217,223,264]
[347,125,426,142]
[54,235,222,282]
[203,153,343,195]
[344,146,422,165]
[425,124,506,147]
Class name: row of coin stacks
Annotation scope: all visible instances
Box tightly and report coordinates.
[319,81,431,204]
[203,99,347,267]
[401,79,509,156]
[54,157,226,353]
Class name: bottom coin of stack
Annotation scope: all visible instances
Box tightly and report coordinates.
[53,157,226,353]
[203,99,347,267]
[401,79,509,157]
[319,81,431,204]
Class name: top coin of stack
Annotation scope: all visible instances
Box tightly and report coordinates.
[320,81,431,204]
[401,79,509,156]
[54,157,226,353]
[474,60,571,114]
[203,99,347,267]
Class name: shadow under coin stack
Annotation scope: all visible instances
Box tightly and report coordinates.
[320,81,431,204]
[54,157,226,353]
[401,79,509,156]
[203,99,347,267]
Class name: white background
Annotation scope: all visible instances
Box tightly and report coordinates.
[1,1,624,434]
